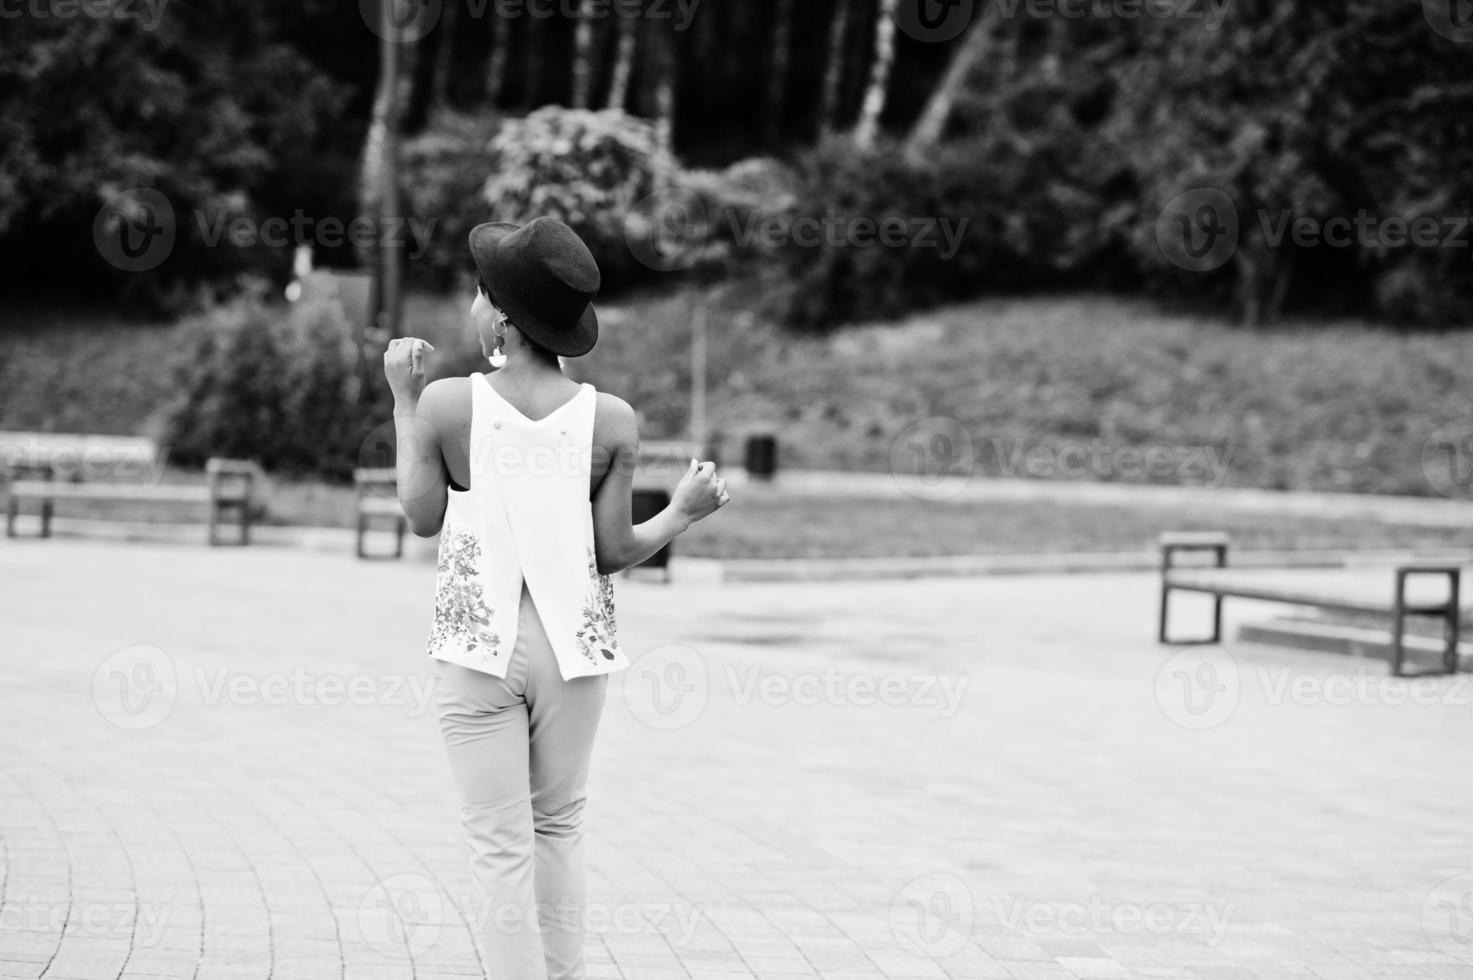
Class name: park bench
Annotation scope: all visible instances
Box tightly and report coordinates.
[1,432,258,546]
[355,468,408,560]
[1158,532,1464,678]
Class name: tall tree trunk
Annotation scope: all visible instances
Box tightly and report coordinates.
[486,6,510,105]
[765,0,794,144]
[650,22,676,170]
[572,2,597,108]
[818,0,853,135]
[853,0,898,149]
[428,0,460,115]
[904,13,995,158]
[360,0,415,350]
[605,13,637,111]
[522,15,545,110]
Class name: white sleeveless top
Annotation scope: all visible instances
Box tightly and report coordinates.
[427,374,629,680]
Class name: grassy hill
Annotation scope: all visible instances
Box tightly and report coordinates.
[4,289,1470,498]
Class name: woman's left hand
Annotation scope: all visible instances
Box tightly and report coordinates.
[384,337,435,405]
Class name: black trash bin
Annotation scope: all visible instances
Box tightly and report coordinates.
[631,488,674,579]
[745,434,778,480]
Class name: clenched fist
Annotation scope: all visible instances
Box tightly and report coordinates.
[384,337,435,405]
[672,459,730,527]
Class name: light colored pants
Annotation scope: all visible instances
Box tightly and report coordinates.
[435,583,609,980]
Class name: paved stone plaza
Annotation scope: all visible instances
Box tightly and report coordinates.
[2,539,1472,979]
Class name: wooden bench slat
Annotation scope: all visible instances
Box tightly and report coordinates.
[358,498,405,517]
[1159,531,1231,547]
[9,481,229,503]
[1164,567,1464,616]
[1165,571,1395,615]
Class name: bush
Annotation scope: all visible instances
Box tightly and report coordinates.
[482,106,672,294]
[774,136,1127,331]
[670,157,803,279]
[401,110,505,290]
[162,289,373,480]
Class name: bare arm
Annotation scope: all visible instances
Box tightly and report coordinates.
[591,397,728,574]
[384,339,450,538]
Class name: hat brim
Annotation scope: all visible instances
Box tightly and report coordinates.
[468,221,599,358]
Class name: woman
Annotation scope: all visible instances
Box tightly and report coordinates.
[382,216,729,980]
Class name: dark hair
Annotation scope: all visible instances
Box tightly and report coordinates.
[478,277,560,364]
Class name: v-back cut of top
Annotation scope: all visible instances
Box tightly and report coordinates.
[447,375,591,492]
[478,373,588,425]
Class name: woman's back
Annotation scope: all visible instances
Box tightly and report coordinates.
[422,371,627,680]
[418,373,631,499]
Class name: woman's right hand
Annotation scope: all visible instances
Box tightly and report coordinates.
[672,459,729,528]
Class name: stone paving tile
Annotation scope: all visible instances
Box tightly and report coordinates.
[2,539,1473,979]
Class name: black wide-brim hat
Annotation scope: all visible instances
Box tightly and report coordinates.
[469,217,601,358]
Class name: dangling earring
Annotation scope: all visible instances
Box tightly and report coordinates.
[489,330,508,369]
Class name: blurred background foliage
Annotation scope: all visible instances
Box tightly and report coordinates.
[2,0,1472,491]
[3,0,1470,326]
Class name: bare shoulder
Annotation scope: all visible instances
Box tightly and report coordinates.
[418,377,472,431]
[593,391,638,448]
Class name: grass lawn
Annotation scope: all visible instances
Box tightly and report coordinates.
[4,287,1471,504]
[23,467,1473,560]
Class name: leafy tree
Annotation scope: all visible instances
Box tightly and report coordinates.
[0,3,346,308]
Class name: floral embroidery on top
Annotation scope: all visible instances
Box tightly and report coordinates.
[575,546,620,665]
[429,526,501,659]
